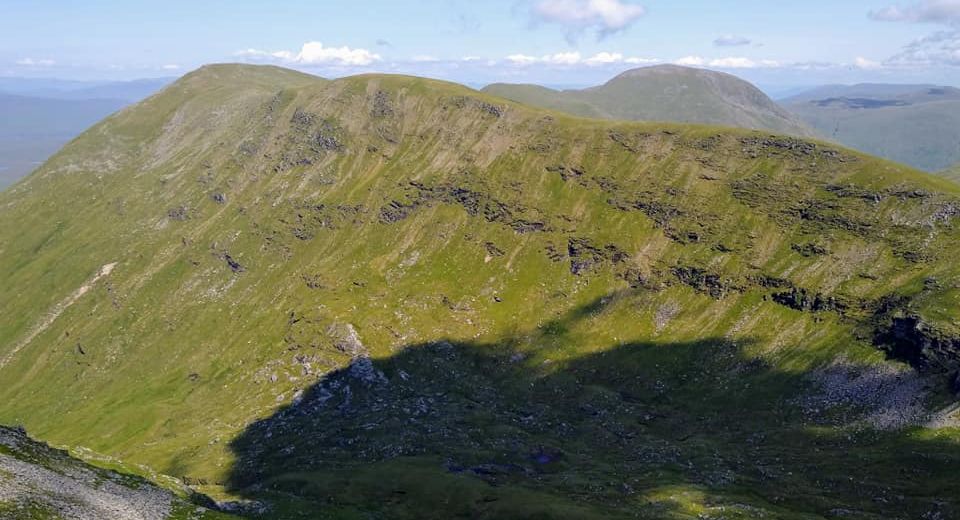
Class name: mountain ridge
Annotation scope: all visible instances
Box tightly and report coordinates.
[483,64,816,137]
[2,63,960,518]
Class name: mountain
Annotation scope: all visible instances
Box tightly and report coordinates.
[0,77,174,102]
[0,79,172,189]
[0,426,233,519]
[781,84,960,172]
[0,93,129,188]
[483,65,815,137]
[1,63,960,518]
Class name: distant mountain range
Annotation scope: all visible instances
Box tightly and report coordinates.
[483,65,816,137]
[781,84,960,172]
[0,77,173,188]
[0,76,173,102]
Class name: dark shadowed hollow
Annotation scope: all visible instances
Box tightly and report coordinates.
[222,294,960,519]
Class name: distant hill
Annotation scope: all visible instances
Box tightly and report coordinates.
[781,84,960,172]
[0,78,171,189]
[0,94,128,188]
[0,76,173,102]
[483,65,815,137]
[942,163,960,182]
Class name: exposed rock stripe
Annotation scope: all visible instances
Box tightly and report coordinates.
[0,262,117,371]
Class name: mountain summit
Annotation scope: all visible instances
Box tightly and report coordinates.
[483,64,815,137]
[1,64,959,518]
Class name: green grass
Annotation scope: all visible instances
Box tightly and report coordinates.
[0,63,958,518]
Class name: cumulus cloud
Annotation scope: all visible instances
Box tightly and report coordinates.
[624,56,661,64]
[506,54,540,66]
[713,35,752,47]
[15,57,55,66]
[543,52,583,64]
[531,0,647,36]
[505,51,656,67]
[885,29,960,66]
[674,56,706,66]
[237,41,381,67]
[854,56,883,69]
[709,57,780,68]
[672,56,782,69]
[585,51,623,64]
[869,0,960,24]
[870,2,960,67]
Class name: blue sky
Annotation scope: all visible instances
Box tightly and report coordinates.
[2,0,960,89]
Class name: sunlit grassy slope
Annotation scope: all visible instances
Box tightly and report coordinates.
[1,63,959,518]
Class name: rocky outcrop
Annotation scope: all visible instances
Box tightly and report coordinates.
[0,426,181,520]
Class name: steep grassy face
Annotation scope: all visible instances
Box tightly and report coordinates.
[483,65,815,137]
[782,84,960,172]
[1,64,960,518]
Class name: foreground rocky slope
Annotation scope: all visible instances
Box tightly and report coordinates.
[483,65,815,137]
[1,64,959,518]
[0,426,229,519]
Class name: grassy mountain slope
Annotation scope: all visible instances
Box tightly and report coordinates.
[782,84,960,172]
[483,65,815,137]
[1,64,960,518]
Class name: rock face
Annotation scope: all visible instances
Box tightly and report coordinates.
[875,315,960,373]
[0,427,181,520]
[329,323,387,385]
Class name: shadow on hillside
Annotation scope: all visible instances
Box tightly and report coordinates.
[224,293,960,519]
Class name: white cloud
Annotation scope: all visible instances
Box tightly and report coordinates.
[506,54,540,66]
[714,35,752,47]
[237,41,381,67]
[532,0,647,35]
[624,57,660,64]
[15,57,55,66]
[545,52,583,64]
[502,51,656,67]
[412,55,439,63]
[854,56,883,69]
[885,29,960,66]
[708,57,780,68]
[674,56,706,66]
[870,0,960,24]
[670,56,784,69]
[870,2,960,67]
[584,51,623,65]
[161,64,181,70]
